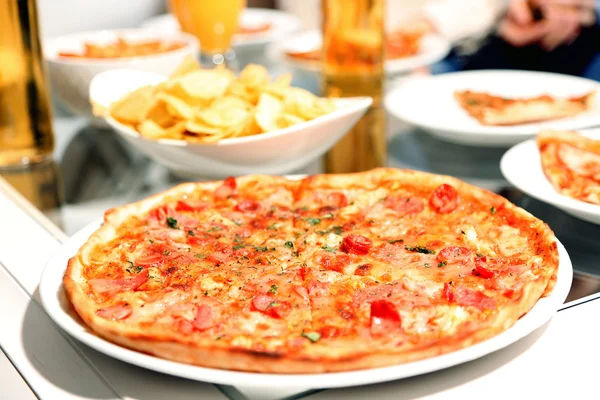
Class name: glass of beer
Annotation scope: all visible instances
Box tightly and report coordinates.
[170,0,246,69]
[0,0,55,168]
[322,0,386,174]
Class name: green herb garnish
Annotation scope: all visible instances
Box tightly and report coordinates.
[438,261,447,268]
[389,239,404,244]
[187,230,195,236]
[304,217,321,226]
[322,244,337,253]
[405,245,435,254]
[268,284,278,294]
[166,217,178,229]
[302,331,321,343]
[284,241,294,249]
[490,206,497,215]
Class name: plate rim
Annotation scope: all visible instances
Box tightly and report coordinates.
[385,70,600,142]
[500,132,600,220]
[40,217,572,389]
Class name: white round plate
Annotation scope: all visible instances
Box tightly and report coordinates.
[265,29,451,76]
[40,219,572,389]
[501,128,600,224]
[385,70,600,147]
[140,8,302,49]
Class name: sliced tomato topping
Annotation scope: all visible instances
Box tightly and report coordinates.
[429,184,460,214]
[235,200,260,213]
[473,256,496,278]
[327,192,348,208]
[299,264,310,280]
[318,253,351,273]
[307,279,329,296]
[341,234,372,255]
[319,325,340,339]
[444,284,495,310]
[251,294,291,318]
[354,263,372,276]
[384,196,424,216]
[136,253,165,267]
[214,176,237,199]
[370,300,402,335]
[96,304,132,320]
[443,283,454,302]
[436,246,471,263]
[175,200,209,212]
[192,304,214,331]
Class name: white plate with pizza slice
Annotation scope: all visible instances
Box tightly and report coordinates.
[385,70,600,147]
[266,29,451,77]
[501,129,600,225]
[39,218,572,389]
[140,8,302,50]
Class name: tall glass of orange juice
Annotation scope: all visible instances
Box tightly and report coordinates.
[170,0,246,68]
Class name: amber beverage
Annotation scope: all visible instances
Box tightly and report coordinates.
[322,0,386,173]
[0,0,54,167]
[170,0,245,67]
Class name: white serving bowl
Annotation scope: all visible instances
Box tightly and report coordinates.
[89,69,372,178]
[44,29,199,120]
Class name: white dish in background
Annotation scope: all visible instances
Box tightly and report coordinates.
[89,69,371,179]
[44,29,199,120]
[140,8,302,50]
[40,218,571,389]
[385,70,600,147]
[266,29,451,77]
[501,129,600,224]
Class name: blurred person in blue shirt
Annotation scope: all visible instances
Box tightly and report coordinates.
[460,0,600,79]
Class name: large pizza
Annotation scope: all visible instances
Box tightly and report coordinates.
[64,168,559,373]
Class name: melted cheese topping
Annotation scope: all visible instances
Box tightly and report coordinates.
[75,174,556,360]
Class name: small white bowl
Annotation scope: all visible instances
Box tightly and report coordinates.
[89,69,372,178]
[44,29,199,119]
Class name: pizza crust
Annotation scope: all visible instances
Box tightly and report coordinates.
[64,168,559,373]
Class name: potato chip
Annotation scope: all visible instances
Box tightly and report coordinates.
[106,59,337,143]
[110,85,155,124]
[255,93,285,132]
[156,92,196,120]
[177,69,235,99]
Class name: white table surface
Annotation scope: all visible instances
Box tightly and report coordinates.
[1,172,599,400]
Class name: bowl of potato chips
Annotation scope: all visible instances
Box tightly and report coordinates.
[44,28,199,120]
[90,58,372,178]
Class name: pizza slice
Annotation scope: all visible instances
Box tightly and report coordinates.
[538,130,600,205]
[455,90,595,126]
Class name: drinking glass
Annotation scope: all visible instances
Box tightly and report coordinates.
[0,0,55,167]
[322,0,386,173]
[170,0,246,69]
